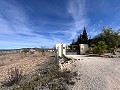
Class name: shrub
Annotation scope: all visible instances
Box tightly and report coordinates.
[0,57,4,66]
[87,47,93,54]
[93,46,100,54]
[88,41,107,55]
[21,48,29,53]
[12,62,77,90]
[2,67,23,86]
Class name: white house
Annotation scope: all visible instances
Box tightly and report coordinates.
[79,44,88,54]
[56,44,66,57]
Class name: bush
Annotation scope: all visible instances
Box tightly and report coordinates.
[88,41,107,55]
[21,48,29,53]
[12,59,77,90]
[93,46,100,54]
[87,47,93,54]
[2,67,23,86]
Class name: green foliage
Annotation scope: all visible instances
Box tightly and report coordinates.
[88,47,93,54]
[97,41,107,54]
[88,41,107,54]
[71,27,120,54]
[93,46,100,54]
[71,27,88,45]
[71,39,76,45]
[90,28,120,50]
[82,27,88,44]
[70,27,88,54]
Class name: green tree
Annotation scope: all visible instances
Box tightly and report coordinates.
[82,27,88,44]
[97,41,107,54]
[76,34,83,44]
[91,27,120,50]
[71,39,76,45]
[91,41,107,54]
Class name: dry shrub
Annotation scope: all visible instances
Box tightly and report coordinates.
[12,57,77,90]
[62,54,71,63]
[0,57,5,66]
[2,67,23,86]
[33,54,38,57]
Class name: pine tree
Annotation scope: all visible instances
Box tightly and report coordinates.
[71,39,75,45]
[82,27,88,44]
[77,34,83,44]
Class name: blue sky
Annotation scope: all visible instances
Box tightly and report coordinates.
[0,0,120,49]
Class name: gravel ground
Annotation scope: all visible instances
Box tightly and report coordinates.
[0,52,52,83]
[66,55,120,90]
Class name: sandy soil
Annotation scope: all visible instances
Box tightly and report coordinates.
[0,52,52,83]
[66,55,120,90]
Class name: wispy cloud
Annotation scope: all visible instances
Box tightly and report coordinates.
[0,0,66,49]
[88,20,104,38]
[0,0,29,35]
[1,0,110,49]
[66,0,88,39]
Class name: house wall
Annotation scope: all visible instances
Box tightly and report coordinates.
[80,44,88,54]
[56,44,62,57]
[62,44,66,55]
[56,44,66,57]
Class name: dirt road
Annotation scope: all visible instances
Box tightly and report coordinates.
[66,55,120,90]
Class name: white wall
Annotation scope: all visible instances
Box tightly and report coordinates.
[56,44,62,57]
[80,44,88,54]
[56,44,66,57]
[62,44,66,55]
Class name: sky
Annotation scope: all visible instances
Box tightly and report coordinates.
[0,0,120,49]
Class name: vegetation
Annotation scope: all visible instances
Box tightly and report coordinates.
[70,27,88,54]
[2,67,23,86]
[12,57,77,90]
[71,27,120,54]
[88,41,107,54]
[21,48,30,53]
[90,28,120,49]
[71,27,88,45]
[88,27,120,54]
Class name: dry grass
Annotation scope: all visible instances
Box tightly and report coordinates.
[0,52,77,90]
[1,67,23,86]
[0,52,52,83]
[12,56,77,90]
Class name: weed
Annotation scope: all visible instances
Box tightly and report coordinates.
[2,67,23,86]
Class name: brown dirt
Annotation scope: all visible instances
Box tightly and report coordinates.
[0,52,52,83]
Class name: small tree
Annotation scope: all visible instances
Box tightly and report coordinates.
[97,41,107,54]
[41,47,46,56]
[88,47,93,54]
[92,41,107,54]
[71,39,76,45]
[91,28,120,50]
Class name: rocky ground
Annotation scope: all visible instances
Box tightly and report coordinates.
[65,55,120,90]
[1,52,120,90]
[0,52,77,90]
[0,52,52,87]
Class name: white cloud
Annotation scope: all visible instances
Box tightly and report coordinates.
[66,0,88,39]
[0,0,90,49]
[0,0,67,48]
[0,0,30,35]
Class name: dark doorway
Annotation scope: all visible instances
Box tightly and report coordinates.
[66,45,80,55]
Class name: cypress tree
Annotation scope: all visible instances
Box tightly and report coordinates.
[82,27,88,44]
[71,39,75,45]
